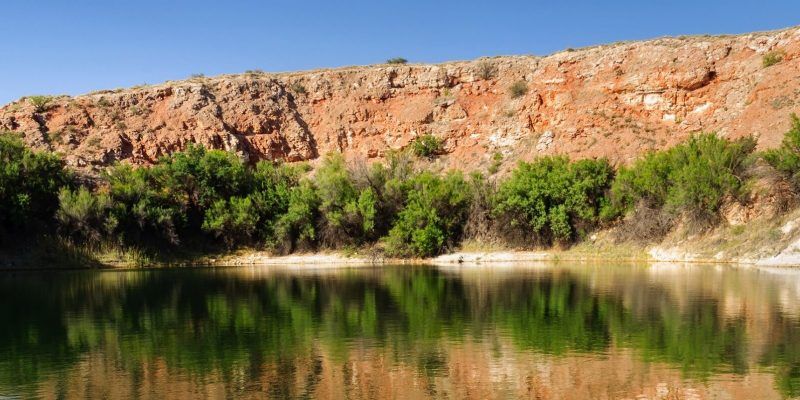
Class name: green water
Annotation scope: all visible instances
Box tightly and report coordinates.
[1,263,800,399]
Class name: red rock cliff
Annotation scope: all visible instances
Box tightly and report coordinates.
[2,27,799,173]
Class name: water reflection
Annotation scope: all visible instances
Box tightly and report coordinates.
[1,263,799,399]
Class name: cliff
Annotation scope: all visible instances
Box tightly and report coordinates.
[2,27,800,173]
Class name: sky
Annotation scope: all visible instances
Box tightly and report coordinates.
[1,0,799,105]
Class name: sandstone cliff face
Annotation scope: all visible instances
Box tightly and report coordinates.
[2,27,800,173]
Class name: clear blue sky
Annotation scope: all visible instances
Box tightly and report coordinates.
[2,0,798,105]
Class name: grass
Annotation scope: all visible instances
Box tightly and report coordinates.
[763,50,785,68]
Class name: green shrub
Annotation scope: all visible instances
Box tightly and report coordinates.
[202,197,259,248]
[28,96,54,113]
[411,134,444,159]
[763,50,785,68]
[386,57,408,65]
[315,153,375,245]
[608,133,756,227]
[274,180,319,252]
[385,171,472,257]
[493,156,613,245]
[56,187,118,244]
[0,134,71,240]
[764,115,800,189]
[508,80,528,98]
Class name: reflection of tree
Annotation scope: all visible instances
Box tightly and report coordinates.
[0,267,792,396]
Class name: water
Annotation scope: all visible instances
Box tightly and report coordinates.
[1,263,800,399]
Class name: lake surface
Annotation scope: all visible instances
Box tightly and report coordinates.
[1,263,800,399]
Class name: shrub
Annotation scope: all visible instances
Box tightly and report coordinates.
[274,180,319,252]
[493,156,614,245]
[411,134,444,159]
[315,153,377,245]
[763,50,785,68]
[608,133,756,230]
[508,80,528,98]
[386,57,408,65]
[289,82,307,95]
[202,196,259,248]
[0,134,71,240]
[764,115,800,188]
[56,187,118,244]
[476,60,497,80]
[385,171,472,257]
[28,95,54,113]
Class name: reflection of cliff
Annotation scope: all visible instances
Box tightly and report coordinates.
[1,264,800,398]
[31,344,782,400]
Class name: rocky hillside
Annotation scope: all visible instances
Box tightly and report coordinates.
[2,27,800,173]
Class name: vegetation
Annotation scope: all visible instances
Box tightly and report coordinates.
[508,80,528,98]
[410,134,444,159]
[27,95,54,113]
[6,116,800,264]
[476,60,497,80]
[494,156,614,245]
[607,133,756,238]
[764,114,800,188]
[0,134,70,242]
[386,57,408,64]
[763,50,785,68]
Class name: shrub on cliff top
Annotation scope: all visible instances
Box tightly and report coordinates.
[386,57,408,65]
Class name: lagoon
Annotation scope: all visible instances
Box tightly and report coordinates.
[1,263,798,399]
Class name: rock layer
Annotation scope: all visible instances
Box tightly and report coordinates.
[3,27,800,173]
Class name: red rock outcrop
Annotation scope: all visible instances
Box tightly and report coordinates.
[2,27,800,173]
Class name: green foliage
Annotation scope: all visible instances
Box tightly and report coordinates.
[56,187,118,244]
[385,171,472,257]
[508,80,528,98]
[386,57,408,64]
[763,50,784,68]
[27,95,54,113]
[0,134,70,240]
[493,156,614,244]
[274,180,319,252]
[608,133,756,224]
[764,114,800,188]
[202,197,259,248]
[411,134,444,159]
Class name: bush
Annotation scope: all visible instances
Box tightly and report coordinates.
[385,171,472,257]
[508,80,528,98]
[274,180,319,252]
[476,60,497,80]
[763,50,785,68]
[202,197,259,248]
[608,133,756,230]
[0,134,70,240]
[28,96,54,113]
[315,153,378,245]
[411,134,444,159]
[386,57,408,65]
[493,156,614,245]
[764,115,800,188]
[56,187,118,244]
